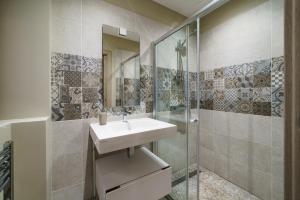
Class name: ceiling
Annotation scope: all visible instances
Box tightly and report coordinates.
[152,0,214,17]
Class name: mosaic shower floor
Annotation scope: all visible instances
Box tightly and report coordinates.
[162,169,260,200]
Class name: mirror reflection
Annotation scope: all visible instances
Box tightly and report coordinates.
[102,25,140,109]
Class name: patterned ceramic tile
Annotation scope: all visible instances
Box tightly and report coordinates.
[64,71,81,87]
[253,75,271,87]
[272,86,284,103]
[172,74,185,91]
[202,90,213,101]
[225,100,238,112]
[238,88,253,101]
[63,54,82,71]
[213,90,225,111]
[158,67,172,90]
[241,63,254,76]
[51,52,105,121]
[214,68,224,79]
[224,65,243,78]
[170,91,179,106]
[124,79,140,106]
[203,100,213,110]
[82,57,101,73]
[253,87,271,102]
[272,102,284,117]
[200,80,206,90]
[140,77,153,102]
[51,104,64,121]
[140,65,153,79]
[213,98,225,111]
[214,90,225,101]
[237,101,253,114]
[189,72,197,91]
[157,90,170,111]
[82,72,99,87]
[199,72,205,81]
[214,79,225,89]
[272,56,284,72]
[51,69,64,85]
[253,59,271,76]
[225,89,239,102]
[199,56,284,117]
[205,70,214,80]
[190,91,197,109]
[225,77,241,89]
[82,88,99,103]
[64,104,81,120]
[51,84,59,104]
[272,71,284,88]
[190,100,197,109]
[204,80,214,90]
[81,103,99,118]
[51,52,65,71]
[146,101,153,113]
[253,102,271,116]
[69,87,82,104]
[59,85,70,103]
[240,76,253,88]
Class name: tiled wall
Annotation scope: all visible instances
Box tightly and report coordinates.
[155,56,284,117]
[51,52,102,121]
[156,67,198,112]
[123,78,140,106]
[200,56,284,117]
[140,65,154,113]
[51,53,154,121]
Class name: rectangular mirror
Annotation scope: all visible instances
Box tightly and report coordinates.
[102,25,140,110]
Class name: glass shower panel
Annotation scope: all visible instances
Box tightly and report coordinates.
[186,20,199,200]
[155,26,189,200]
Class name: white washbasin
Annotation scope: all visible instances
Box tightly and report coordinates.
[90,118,177,154]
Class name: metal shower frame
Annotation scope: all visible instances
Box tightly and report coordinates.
[152,0,229,199]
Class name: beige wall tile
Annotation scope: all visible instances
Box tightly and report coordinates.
[250,169,272,200]
[199,147,215,171]
[212,110,230,136]
[213,134,229,157]
[229,137,253,167]
[228,160,250,190]
[252,143,272,173]
[52,120,84,190]
[214,154,229,179]
[52,183,84,200]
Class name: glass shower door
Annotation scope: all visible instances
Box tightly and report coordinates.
[154,19,199,200]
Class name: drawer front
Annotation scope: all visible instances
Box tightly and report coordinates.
[106,167,172,200]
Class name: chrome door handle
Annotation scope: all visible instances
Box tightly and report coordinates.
[190,118,198,123]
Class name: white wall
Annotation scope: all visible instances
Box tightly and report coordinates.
[51,0,171,65]
[0,0,51,120]
[200,0,284,71]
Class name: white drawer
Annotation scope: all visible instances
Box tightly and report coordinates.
[96,147,172,200]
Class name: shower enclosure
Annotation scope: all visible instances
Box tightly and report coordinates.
[154,18,200,200]
[153,0,285,199]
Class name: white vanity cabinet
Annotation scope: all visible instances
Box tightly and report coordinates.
[90,118,177,200]
[96,147,172,200]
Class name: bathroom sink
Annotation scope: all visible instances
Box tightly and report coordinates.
[90,118,177,154]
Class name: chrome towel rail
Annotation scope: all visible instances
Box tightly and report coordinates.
[0,141,13,200]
